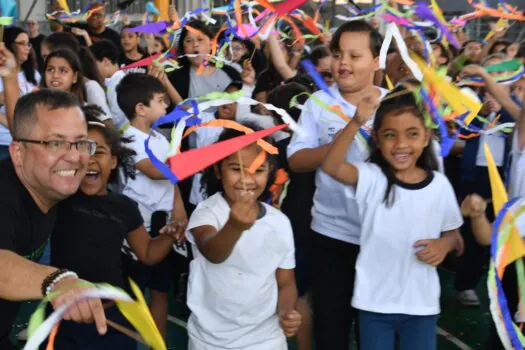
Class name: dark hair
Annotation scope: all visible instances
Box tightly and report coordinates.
[309,45,331,66]
[517,40,525,59]
[43,32,105,86]
[13,89,83,139]
[489,39,512,55]
[153,36,169,53]
[431,42,451,65]
[225,81,243,92]
[177,20,214,67]
[116,73,167,122]
[41,48,86,104]
[369,85,438,206]
[460,39,483,55]
[83,105,136,183]
[200,123,277,201]
[90,39,120,65]
[4,27,37,85]
[267,82,310,122]
[329,20,383,57]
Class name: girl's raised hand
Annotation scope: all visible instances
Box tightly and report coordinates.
[353,95,380,126]
[0,43,17,78]
[461,194,487,218]
[279,309,302,337]
[460,64,485,79]
[227,191,258,232]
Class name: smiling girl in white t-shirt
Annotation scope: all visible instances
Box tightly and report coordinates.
[322,85,464,350]
[185,127,301,350]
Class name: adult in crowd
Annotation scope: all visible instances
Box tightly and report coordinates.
[0,27,41,160]
[0,43,106,349]
[26,20,46,73]
[74,3,121,50]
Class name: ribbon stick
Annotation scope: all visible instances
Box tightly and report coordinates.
[169,124,287,181]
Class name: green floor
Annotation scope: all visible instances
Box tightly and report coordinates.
[11,268,492,350]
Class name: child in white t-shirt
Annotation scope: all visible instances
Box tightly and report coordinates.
[117,73,188,339]
[322,85,463,350]
[509,102,525,198]
[186,127,301,350]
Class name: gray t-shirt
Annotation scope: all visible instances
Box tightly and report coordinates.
[189,67,231,102]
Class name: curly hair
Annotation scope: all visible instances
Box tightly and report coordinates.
[82,105,136,183]
[200,122,277,202]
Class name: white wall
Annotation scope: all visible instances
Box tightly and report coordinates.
[17,0,46,22]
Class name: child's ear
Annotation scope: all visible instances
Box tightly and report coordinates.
[110,155,118,170]
[135,103,145,117]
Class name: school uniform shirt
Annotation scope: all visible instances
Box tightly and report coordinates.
[287,84,388,244]
[431,139,445,173]
[105,70,128,128]
[0,71,40,145]
[189,112,224,206]
[185,193,295,350]
[123,126,174,230]
[0,160,57,348]
[349,163,463,315]
[85,79,111,118]
[509,130,525,198]
[51,191,143,291]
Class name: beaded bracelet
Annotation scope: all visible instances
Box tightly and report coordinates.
[41,269,79,297]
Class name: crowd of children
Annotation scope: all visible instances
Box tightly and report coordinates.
[0,2,524,350]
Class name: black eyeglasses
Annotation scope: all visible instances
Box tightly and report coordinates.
[15,139,96,156]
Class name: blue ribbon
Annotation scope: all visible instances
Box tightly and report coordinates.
[491,197,523,350]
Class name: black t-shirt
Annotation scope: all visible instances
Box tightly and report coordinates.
[29,34,46,73]
[0,159,58,348]
[119,54,148,75]
[51,191,143,290]
[276,138,316,241]
[73,23,122,52]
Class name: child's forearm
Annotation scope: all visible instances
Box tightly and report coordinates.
[321,120,360,184]
[288,143,331,173]
[197,222,245,264]
[479,70,521,120]
[142,235,176,265]
[470,215,492,246]
[277,279,298,315]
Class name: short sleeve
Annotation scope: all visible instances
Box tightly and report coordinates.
[350,162,385,206]
[121,196,144,233]
[287,97,321,158]
[85,80,111,117]
[125,130,148,163]
[0,202,18,251]
[277,216,295,270]
[186,203,221,244]
[437,174,463,232]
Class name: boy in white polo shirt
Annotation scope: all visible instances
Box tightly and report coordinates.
[287,20,387,349]
[117,73,187,339]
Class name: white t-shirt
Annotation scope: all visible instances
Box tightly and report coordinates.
[123,125,174,230]
[431,139,445,173]
[287,84,389,244]
[348,163,463,315]
[84,79,111,119]
[0,70,40,145]
[509,130,525,198]
[475,112,506,167]
[105,70,128,128]
[186,193,294,350]
[189,112,224,206]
